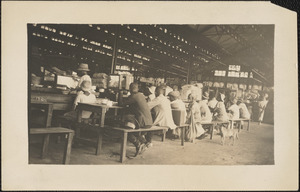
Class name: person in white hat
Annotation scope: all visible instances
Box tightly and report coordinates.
[76,63,92,89]
[63,80,96,122]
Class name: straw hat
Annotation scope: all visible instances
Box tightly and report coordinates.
[77,63,90,71]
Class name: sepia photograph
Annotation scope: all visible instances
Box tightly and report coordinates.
[2,1,298,191]
[28,24,275,165]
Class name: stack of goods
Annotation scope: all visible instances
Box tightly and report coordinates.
[92,73,108,89]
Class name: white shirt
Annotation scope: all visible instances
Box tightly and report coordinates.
[148,94,177,129]
[239,103,250,119]
[199,100,212,122]
[74,92,96,118]
[228,104,240,120]
[208,98,218,109]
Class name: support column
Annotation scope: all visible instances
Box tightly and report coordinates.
[110,27,119,74]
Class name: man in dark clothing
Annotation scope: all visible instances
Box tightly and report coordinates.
[119,83,153,156]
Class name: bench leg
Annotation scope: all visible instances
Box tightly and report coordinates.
[41,134,50,159]
[162,130,166,142]
[180,127,185,146]
[210,125,214,140]
[230,121,234,129]
[95,131,103,156]
[56,123,62,144]
[120,132,128,163]
[63,132,74,164]
[247,120,250,131]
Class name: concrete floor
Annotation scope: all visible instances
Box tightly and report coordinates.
[29,122,274,165]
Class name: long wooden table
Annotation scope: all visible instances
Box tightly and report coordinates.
[31,91,76,111]
[76,103,123,155]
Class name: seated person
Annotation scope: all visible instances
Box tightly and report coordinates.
[238,99,250,119]
[185,93,206,142]
[119,83,153,156]
[208,91,218,112]
[198,99,212,122]
[168,91,186,111]
[168,91,187,139]
[237,98,251,129]
[148,86,177,135]
[212,93,229,122]
[227,98,240,120]
[63,80,96,124]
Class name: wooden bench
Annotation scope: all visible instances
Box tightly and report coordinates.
[229,118,250,131]
[200,122,215,140]
[201,121,230,139]
[178,121,230,145]
[104,126,169,163]
[29,127,74,164]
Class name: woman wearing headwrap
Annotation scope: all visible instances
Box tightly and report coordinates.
[198,99,213,122]
[212,93,229,122]
[185,93,206,142]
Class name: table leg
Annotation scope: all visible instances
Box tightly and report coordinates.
[238,121,242,132]
[100,108,106,127]
[41,134,50,159]
[45,104,53,128]
[181,127,185,146]
[120,132,128,163]
[95,130,103,156]
[63,132,74,164]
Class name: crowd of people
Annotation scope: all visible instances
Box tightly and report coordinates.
[64,69,269,157]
